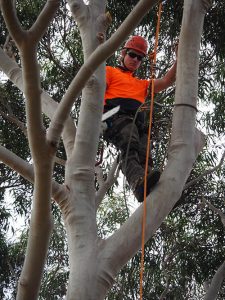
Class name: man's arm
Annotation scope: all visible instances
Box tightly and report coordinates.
[154,60,177,93]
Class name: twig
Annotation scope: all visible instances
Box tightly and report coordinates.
[201,197,225,228]
[184,151,225,190]
[95,156,120,209]
[159,274,170,300]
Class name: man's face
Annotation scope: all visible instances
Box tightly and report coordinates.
[123,49,144,72]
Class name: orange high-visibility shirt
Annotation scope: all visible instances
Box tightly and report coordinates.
[104,66,150,104]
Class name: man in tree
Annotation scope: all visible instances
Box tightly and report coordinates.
[104,35,177,202]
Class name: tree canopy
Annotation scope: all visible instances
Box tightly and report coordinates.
[0,0,224,299]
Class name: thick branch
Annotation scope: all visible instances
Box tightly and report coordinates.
[0,146,54,300]
[0,145,34,182]
[103,134,205,279]
[16,198,53,300]
[0,145,68,204]
[1,0,60,160]
[29,0,60,44]
[66,2,108,174]
[1,6,63,289]
[0,47,76,158]
[0,110,66,166]
[2,149,66,299]
[1,2,69,299]
[0,109,27,135]
[101,0,210,279]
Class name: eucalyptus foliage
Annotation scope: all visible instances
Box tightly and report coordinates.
[0,0,224,299]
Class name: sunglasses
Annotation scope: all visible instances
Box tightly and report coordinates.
[127,51,144,61]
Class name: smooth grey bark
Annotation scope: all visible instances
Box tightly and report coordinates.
[0,1,61,299]
[0,0,213,299]
[97,0,209,285]
[0,145,68,203]
[203,198,225,299]
[204,261,225,300]
[59,0,209,299]
[0,47,76,158]
[0,0,161,298]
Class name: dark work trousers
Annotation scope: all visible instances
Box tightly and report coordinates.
[104,114,153,189]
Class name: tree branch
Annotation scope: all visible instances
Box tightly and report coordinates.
[204,261,225,300]
[102,0,210,279]
[95,156,120,209]
[0,183,25,190]
[0,47,76,158]
[0,109,27,135]
[0,0,25,45]
[0,109,66,166]
[159,274,170,300]
[184,151,225,190]
[0,145,34,182]
[68,0,87,21]
[1,1,63,293]
[201,197,225,228]
[1,0,60,160]
[0,145,68,204]
[29,0,60,44]
[47,0,159,145]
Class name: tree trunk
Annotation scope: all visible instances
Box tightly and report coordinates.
[60,0,210,298]
[0,0,212,299]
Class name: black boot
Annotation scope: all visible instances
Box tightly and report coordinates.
[133,170,161,202]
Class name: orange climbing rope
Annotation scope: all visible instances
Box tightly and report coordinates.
[139,2,162,299]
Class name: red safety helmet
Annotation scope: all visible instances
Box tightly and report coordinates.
[123,36,148,56]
